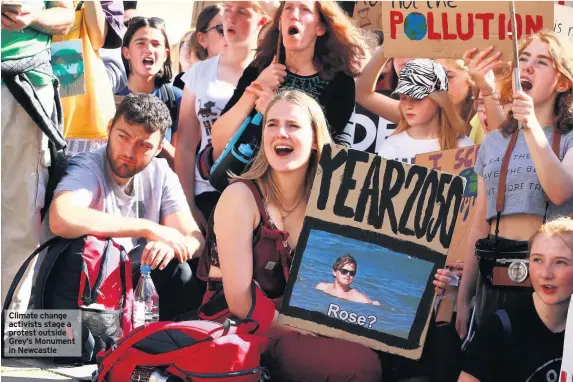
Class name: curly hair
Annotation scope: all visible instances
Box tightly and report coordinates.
[112,93,172,139]
[499,30,573,137]
[253,1,368,80]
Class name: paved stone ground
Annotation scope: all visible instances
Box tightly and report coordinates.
[1,358,97,381]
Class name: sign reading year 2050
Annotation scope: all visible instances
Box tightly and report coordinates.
[278,145,466,360]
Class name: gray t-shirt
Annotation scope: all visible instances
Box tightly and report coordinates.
[475,127,573,221]
[54,147,189,248]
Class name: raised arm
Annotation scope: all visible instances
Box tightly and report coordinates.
[84,0,108,50]
[462,47,506,132]
[355,46,401,124]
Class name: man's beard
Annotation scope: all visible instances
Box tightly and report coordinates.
[106,143,149,180]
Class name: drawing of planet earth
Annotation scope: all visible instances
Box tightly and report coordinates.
[460,168,478,197]
[404,12,427,40]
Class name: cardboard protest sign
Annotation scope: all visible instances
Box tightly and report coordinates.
[278,144,466,359]
[381,1,554,59]
[416,145,480,324]
[561,297,573,382]
[352,1,383,30]
[555,4,573,42]
[415,145,480,266]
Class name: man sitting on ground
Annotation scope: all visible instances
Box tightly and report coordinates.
[316,254,380,305]
[49,93,203,320]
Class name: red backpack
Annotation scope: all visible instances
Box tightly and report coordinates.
[1,235,134,362]
[93,319,269,381]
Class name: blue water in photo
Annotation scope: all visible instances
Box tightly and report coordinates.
[289,230,434,339]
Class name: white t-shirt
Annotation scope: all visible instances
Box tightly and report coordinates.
[378,130,474,164]
[182,55,236,196]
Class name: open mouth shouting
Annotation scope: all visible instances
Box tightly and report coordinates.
[142,56,155,69]
[274,144,294,157]
[288,25,300,36]
[520,76,533,92]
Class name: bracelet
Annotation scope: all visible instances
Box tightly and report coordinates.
[481,90,496,97]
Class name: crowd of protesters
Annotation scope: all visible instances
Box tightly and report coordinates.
[1,1,573,381]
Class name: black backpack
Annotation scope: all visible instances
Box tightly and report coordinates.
[1,236,134,363]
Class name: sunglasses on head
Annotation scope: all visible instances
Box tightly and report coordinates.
[204,24,224,37]
[124,16,165,28]
[337,269,356,276]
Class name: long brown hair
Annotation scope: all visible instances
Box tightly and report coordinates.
[393,92,467,151]
[253,1,368,80]
[236,90,332,205]
[499,30,573,136]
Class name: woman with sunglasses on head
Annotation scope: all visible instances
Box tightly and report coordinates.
[209,1,368,164]
[458,215,573,382]
[456,31,573,343]
[197,89,382,382]
[175,2,276,232]
[119,16,180,167]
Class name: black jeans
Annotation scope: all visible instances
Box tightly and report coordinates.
[130,242,195,321]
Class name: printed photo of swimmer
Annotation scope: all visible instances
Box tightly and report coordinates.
[288,229,436,340]
[315,254,380,305]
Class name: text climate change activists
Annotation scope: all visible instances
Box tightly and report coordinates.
[457,30,573,339]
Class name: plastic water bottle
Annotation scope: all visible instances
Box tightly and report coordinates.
[133,265,159,328]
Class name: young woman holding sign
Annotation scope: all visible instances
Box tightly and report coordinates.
[196,90,382,381]
[456,30,573,339]
[459,215,573,382]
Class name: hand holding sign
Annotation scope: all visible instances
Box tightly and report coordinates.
[511,90,538,130]
[254,57,287,91]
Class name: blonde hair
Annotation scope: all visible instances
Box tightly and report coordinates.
[237,90,332,205]
[393,91,468,151]
[499,30,573,136]
[438,58,478,126]
[529,215,573,254]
